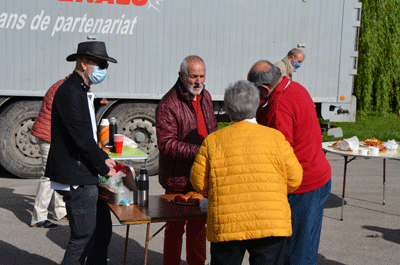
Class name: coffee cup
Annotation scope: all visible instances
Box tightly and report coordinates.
[369,146,379,156]
[358,148,368,155]
[114,134,124,154]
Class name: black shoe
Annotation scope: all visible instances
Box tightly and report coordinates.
[32,220,58,229]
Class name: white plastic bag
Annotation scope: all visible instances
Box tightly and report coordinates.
[123,135,138,149]
[117,182,131,194]
[106,171,125,190]
[337,136,359,151]
[99,169,131,193]
[384,140,398,150]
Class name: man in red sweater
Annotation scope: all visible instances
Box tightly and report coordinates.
[248,60,331,265]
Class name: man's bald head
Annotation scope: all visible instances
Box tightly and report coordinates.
[250,60,273,73]
[288,48,304,61]
[180,55,206,76]
[288,48,305,63]
[247,60,281,88]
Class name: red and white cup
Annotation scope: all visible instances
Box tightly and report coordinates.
[114,134,124,154]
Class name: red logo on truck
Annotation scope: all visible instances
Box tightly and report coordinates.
[58,0,148,6]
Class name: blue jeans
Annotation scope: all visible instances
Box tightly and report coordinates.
[284,179,331,265]
[211,237,287,265]
[59,185,111,265]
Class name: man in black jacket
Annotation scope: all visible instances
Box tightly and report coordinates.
[45,41,117,265]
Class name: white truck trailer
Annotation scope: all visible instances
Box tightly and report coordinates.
[0,0,361,178]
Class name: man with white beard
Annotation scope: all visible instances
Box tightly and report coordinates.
[155,55,218,265]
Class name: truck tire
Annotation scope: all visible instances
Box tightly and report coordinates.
[0,101,42,178]
[104,102,159,176]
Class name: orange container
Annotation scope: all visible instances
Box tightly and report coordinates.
[99,119,110,147]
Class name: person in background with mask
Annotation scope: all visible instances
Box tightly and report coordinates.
[45,41,117,265]
[274,48,305,79]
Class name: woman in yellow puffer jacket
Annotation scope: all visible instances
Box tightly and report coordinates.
[190,80,303,265]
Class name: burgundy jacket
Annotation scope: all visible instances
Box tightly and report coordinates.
[156,78,218,193]
[31,77,67,142]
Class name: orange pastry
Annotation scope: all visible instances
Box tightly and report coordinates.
[174,194,190,203]
[332,140,343,146]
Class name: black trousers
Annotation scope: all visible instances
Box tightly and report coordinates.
[211,236,288,265]
[58,185,112,265]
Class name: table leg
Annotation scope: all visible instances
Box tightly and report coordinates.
[123,225,130,265]
[144,223,150,265]
[383,159,386,205]
[341,156,348,221]
[149,223,167,241]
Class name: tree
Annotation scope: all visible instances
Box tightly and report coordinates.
[355,0,400,114]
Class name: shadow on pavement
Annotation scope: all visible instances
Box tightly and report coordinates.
[0,182,164,264]
[107,228,164,264]
[362,225,400,245]
[345,196,384,205]
[0,240,58,265]
[0,163,169,265]
[324,193,346,209]
[0,187,35,225]
[45,224,164,264]
[0,223,164,265]
[317,254,346,264]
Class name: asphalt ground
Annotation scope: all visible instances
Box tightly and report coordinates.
[0,152,399,265]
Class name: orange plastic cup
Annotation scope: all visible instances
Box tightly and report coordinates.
[114,134,124,154]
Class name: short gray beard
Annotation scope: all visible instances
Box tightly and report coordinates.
[182,78,203,96]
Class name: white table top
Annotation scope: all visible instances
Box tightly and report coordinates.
[322,141,400,160]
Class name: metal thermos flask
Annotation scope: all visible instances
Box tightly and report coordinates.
[137,168,149,207]
[109,117,117,150]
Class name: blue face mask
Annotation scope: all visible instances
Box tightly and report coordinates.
[88,66,107,84]
[292,61,302,70]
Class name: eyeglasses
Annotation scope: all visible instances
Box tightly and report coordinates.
[88,58,109,70]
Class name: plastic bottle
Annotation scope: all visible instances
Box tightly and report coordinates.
[137,168,149,207]
[99,119,110,147]
[109,117,117,150]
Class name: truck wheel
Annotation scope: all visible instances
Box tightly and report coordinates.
[104,102,159,176]
[0,101,42,178]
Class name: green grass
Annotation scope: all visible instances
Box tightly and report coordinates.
[322,113,400,142]
[217,122,230,130]
[218,113,400,142]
